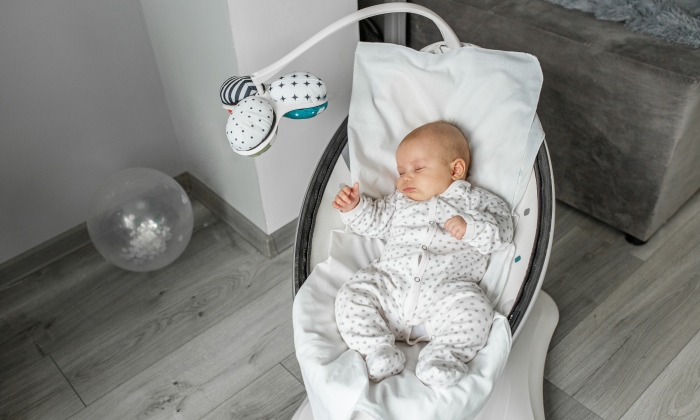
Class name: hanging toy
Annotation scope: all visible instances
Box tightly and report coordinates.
[219,71,328,156]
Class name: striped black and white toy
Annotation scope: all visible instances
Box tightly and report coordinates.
[220,76,258,106]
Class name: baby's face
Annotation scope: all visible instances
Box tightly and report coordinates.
[396,137,455,201]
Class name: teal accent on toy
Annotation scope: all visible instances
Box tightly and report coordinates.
[284,102,328,119]
[515,255,521,262]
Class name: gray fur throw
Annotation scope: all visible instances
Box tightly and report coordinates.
[541,0,700,47]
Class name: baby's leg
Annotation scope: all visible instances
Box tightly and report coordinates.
[416,284,493,387]
[335,272,405,382]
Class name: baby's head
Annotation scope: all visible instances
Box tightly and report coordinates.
[396,120,470,201]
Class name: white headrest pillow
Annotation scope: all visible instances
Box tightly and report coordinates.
[347,42,545,305]
[348,42,543,210]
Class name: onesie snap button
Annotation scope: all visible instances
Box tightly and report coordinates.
[429,221,435,224]
[414,277,420,282]
[422,245,427,250]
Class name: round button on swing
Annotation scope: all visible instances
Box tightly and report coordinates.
[414,277,421,282]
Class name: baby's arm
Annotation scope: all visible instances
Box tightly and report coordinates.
[333,183,398,239]
[450,188,513,254]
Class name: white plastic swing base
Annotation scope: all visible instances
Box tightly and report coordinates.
[292,291,558,420]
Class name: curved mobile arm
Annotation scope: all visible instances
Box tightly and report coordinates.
[250,3,460,89]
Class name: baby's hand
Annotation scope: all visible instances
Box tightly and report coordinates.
[445,216,468,240]
[332,182,361,213]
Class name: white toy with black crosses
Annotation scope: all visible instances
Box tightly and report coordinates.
[335,180,513,387]
[269,71,327,105]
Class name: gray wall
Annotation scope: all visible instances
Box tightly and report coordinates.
[0,0,184,265]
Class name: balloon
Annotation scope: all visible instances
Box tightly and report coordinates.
[87,168,193,272]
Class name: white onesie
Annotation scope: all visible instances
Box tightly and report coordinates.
[335,180,513,387]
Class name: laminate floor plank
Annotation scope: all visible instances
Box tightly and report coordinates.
[0,244,114,346]
[52,224,292,404]
[545,211,700,420]
[5,382,84,420]
[37,218,244,357]
[0,198,217,348]
[543,380,602,420]
[558,202,634,250]
[542,227,643,348]
[281,352,303,385]
[0,356,83,419]
[66,281,294,420]
[552,201,579,244]
[543,226,608,291]
[620,329,700,420]
[199,364,305,420]
[32,211,231,357]
[0,331,43,384]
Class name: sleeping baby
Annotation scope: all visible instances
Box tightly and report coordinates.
[333,121,513,388]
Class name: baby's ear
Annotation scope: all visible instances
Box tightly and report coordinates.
[451,158,467,180]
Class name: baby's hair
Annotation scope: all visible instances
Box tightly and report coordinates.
[437,118,460,128]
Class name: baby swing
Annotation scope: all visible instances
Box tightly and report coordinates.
[220,4,557,419]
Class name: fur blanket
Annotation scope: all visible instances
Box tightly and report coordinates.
[542,0,700,48]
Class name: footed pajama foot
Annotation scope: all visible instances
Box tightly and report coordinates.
[365,344,405,382]
[416,358,467,388]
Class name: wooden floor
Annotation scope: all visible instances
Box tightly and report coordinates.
[2,191,700,419]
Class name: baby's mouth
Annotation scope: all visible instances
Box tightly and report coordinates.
[403,187,416,193]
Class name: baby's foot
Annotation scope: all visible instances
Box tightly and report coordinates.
[366,344,405,382]
[416,358,467,388]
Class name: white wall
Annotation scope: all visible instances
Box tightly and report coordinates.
[0,0,183,265]
[229,0,359,233]
[139,0,267,231]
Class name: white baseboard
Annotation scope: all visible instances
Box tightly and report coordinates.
[179,172,297,258]
[0,172,297,287]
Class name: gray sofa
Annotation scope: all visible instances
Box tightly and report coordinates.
[405,0,700,242]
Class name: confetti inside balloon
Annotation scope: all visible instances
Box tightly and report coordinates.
[87,168,193,272]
